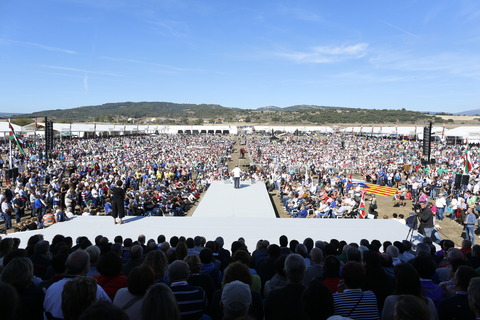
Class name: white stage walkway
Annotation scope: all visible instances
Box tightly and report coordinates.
[6,181,423,250]
[192,181,275,218]
[6,216,420,252]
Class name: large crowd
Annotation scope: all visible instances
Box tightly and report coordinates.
[0,132,480,319]
[242,135,480,237]
[1,133,480,226]
[0,135,236,231]
[0,231,480,319]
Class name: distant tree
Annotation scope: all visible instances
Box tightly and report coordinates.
[10,118,33,126]
[245,117,251,123]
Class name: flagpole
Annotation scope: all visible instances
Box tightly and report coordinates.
[8,119,13,170]
[34,118,37,154]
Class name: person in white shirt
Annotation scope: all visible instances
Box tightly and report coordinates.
[435,193,447,221]
[450,195,458,221]
[232,165,242,189]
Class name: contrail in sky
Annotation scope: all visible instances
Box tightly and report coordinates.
[377,19,420,39]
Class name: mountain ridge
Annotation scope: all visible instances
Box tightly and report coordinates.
[4,101,449,124]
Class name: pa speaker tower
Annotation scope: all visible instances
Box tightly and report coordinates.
[422,122,432,163]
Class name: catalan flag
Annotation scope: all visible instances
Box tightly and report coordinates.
[363,183,398,197]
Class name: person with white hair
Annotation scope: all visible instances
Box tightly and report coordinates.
[386,245,401,266]
[264,253,308,320]
[221,280,252,320]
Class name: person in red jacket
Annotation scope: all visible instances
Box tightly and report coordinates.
[93,251,128,300]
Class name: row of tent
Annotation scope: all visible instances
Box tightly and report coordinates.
[0,122,478,143]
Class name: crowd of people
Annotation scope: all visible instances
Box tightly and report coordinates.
[0,231,480,319]
[0,132,479,242]
[0,135,236,231]
[0,132,480,319]
[241,135,480,240]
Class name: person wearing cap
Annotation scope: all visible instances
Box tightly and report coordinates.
[221,280,252,320]
[418,201,435,238]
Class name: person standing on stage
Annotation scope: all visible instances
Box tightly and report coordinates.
[418,201,434,238]
[232,165,242,189]
[110,180,126,224]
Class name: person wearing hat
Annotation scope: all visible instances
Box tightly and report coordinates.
[221,280,252,320]
[418,201,435,238]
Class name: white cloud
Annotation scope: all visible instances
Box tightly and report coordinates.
[377,19,420,39]
[370,50,480,78]
[277,43,368,64]
[0,39,78,54]
[38,65,125,77]
[100,56,202,73]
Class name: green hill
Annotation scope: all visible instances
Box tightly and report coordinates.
[11,101,443,124]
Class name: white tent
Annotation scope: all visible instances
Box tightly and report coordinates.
[253,126,333,133]
[340,126,444,139]
[0,121,21,133]
[445,126,480,144]
[0,121,21,140]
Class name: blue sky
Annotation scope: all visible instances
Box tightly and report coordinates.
[1,0,480,114]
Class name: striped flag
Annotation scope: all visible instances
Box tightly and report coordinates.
[464,141,472,174]
[358,191,366,219]
[9,122,26,155]
[364,183,398,196]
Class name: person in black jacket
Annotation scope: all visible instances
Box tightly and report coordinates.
[418,202,435,238]
[110,180,126,224]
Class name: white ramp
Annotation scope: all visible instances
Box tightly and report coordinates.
[192,181,276,218]
[6,217,421,252]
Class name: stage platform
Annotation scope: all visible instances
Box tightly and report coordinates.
[7,217,421,252]
[6,181,423,250]
[192,181,276,218]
